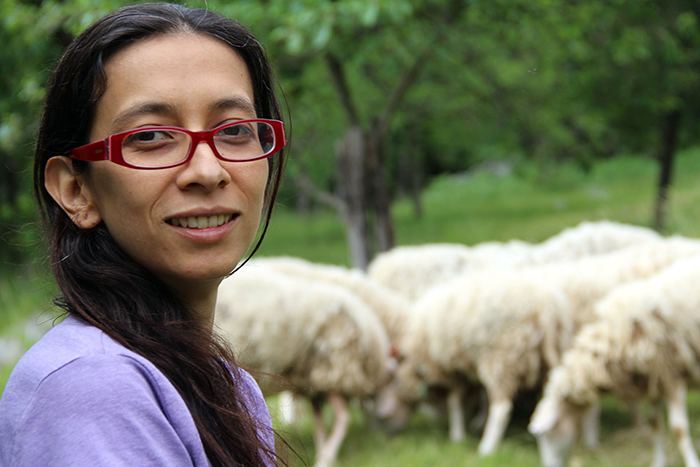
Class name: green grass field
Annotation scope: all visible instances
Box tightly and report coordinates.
[4,149,700,465]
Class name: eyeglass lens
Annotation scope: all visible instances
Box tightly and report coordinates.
[121,121,275,168]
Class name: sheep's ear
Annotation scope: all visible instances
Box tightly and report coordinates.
[529,398,560,435]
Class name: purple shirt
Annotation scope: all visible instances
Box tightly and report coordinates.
[0,316,274,466]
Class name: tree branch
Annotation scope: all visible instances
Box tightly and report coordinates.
[325,52,361,125]
[376,45,434,137]
[376,0,468,137]
[291,171,348,215]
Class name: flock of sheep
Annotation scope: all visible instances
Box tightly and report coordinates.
[214,221,700,467]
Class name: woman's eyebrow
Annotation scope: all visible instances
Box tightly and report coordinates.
[111,102,177,130]
[110,97,257,131]
[212,97,257,118]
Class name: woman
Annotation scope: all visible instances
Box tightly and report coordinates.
[0,3,286,466]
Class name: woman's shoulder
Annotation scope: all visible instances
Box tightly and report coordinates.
[0,314,194,422]
[2,315,164,400]
[0,315,208,466]
[14,349,168,419]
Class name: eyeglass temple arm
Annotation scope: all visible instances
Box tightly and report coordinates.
[70,141,108,161]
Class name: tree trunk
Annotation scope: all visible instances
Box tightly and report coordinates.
[409,160,424,219]
[366,128,395,253]
[400,147,424,219]
[324,3,465,264]
[294,185,313,214]
[336,126,371,268]
[652,109,682,232]
[0,150,19,207]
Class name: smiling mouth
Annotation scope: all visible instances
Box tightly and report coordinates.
[165,214,236,229]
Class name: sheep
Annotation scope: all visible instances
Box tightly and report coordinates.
[529,256,700,467]
[248,256,411,428]
[368,220,660,301]
[252,255,521,432]
[366,243,474,301]
[251,256,411,345]
[537,236,700,332]
[377,237,700,456]
[215,266,390,467]
[377,269,575,456]
[521,220,661,264]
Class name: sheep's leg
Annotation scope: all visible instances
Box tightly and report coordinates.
[650,400,665,467]
[315,393,350,467]
[581,400,600,449]
[667,382,700,467]
[469,388,489,432]
[279,391,297,425]
[478,397,513,456]
[447,386,466,442]
[628,399,646,429]
[311,396,327,465]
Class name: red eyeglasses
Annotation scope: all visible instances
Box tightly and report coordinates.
[69,119,286,170]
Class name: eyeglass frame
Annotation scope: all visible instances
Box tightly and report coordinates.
[68,118,286,170]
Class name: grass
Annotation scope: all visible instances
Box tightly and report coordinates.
[4,148,700,463]
[267,393,692,467]
[0,266,56,393]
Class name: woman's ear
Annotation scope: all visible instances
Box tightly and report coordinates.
[44,156,102,229]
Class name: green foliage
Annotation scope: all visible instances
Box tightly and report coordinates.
[4,0,700,263]
[0,267,55,336]
[0,266,55,393]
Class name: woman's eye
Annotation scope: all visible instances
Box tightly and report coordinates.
[127,130,173,143]
[220,124,253,137]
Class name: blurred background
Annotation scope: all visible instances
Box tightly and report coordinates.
[3,0,700,465]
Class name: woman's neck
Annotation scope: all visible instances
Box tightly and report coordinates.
[165,278,220,331]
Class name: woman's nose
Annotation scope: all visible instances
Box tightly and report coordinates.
[176,140,232,191]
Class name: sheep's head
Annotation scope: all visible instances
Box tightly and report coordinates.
[373,352,427,433]
[529,396,579,467]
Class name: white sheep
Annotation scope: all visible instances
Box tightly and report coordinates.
[215,266,390,467]
[529,256,700,467]
[377,237,700,456]
[248,256,410,428]
[368,220,660,301]
[366,243,474,301]
[537,236,700,331]
[521,220,661,264]
[377,269,575,456]
[251,256,411,345]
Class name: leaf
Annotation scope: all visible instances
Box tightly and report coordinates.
[361,2,379,27]
[313,22,333,49]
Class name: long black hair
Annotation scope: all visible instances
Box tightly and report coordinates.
[33,4,285,465]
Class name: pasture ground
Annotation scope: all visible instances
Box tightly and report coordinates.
[268,392,696,466]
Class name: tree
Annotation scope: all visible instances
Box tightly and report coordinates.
[542,1,700,230]
[217,0,469,267]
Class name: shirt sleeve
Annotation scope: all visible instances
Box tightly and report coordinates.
[10,354,197,467]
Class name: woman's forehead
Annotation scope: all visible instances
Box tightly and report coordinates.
[94,33,255,132]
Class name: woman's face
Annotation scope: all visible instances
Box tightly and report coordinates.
[83,33,269,297]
